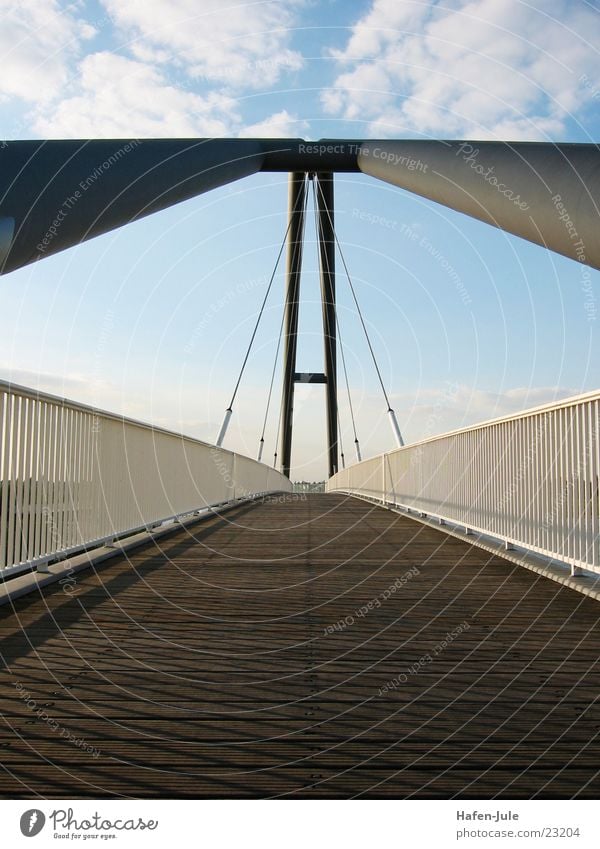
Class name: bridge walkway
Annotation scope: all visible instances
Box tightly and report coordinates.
[1,493,599,798]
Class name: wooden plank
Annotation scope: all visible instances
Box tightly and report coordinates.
[1,493,599,798]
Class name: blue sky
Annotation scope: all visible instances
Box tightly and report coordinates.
[1,0,599,479]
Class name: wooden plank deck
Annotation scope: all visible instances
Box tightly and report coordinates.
[1,492,599,799]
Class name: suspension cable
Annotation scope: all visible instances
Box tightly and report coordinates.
[313,178,404,448]
[310,179,361,463]
[273,386,283,468]
[335,312,361,462]
[337,407,346,469]
[216,183,305,447]
[258,304,285,461]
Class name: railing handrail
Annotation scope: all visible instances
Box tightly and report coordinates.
[328,390,600,577]
[0,380,291,576]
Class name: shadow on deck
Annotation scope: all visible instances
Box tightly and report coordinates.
[1,493,599,798]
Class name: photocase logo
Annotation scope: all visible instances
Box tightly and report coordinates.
[20,810,46,837]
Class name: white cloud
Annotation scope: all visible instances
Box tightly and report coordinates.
[32,52,240,137]
[101,0,304,88]
[30,53,311,139]
[0,0,95,103]
[239,109,310,138]
[341,382,578,459]
[392,383,577,444]
[2,0,308,140]
[323,0,600,139]
[0,365,95,398]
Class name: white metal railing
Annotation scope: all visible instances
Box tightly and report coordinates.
[327,391,600,576]
[0,380,291,577]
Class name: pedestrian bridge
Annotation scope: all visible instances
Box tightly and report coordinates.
[0,382,598,798]
[0,138,599,798]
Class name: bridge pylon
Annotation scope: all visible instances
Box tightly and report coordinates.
[280,171,338,479]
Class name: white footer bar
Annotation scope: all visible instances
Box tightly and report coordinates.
[1,799,598,848]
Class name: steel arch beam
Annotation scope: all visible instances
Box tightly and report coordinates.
[357,140,600,270]
[0,138,267,274]
[2,138,600,275]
